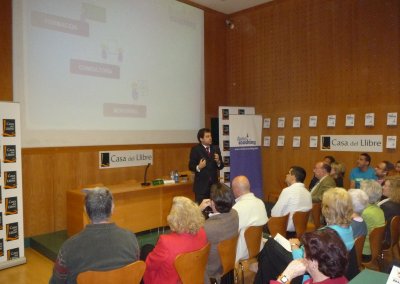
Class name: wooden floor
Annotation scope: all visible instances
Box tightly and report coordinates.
[0,248,54,283]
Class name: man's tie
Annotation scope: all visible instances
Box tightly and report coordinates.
[206,146,211,157]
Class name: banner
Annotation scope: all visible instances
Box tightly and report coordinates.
[218,107,255,185]
[321,135,383,152]
[229,115,263,199]
[0,102,26,270]
[99,150,153,169]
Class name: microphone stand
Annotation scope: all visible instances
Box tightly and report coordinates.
[141,163,151,186]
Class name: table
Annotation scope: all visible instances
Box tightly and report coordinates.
[349,269,389,284]
[66,181,194,236]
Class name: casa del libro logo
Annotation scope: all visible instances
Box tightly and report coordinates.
[236,134,257,146]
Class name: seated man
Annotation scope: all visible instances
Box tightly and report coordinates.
[350,152,377,189]
[310,161,336,203]
[232,175,268,262]
[200,183,239,282]
[271,166,312,235]
[374,160,394,186]
[50,187,140,284]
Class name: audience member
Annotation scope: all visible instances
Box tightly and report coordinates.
[254,188,357,284]
[189,128,224,203]
[272,228,348,284]
[348,189,368,238]
[199,183,239,282]
[232,175,268,262]
[375,160,395,185]
[143,196,207,284]
[290,188,356,282]
[50,187,140,284]
[360,180,385,260]
[349,153,376,189]
[330,162,346,188]
[309,156,335,189]
[379,176,400,247]
[395,160,400,175]
[310,162,336,203]
[378,175,398,206]
[271,166,312,234]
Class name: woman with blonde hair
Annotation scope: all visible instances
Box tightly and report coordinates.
[143,196,207,284]
[379,176,400,247]
[289,188,357,281]
[330,162,346,188]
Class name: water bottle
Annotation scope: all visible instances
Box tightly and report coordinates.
[174,170,179,183]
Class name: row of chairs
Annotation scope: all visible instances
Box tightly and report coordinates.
[355,215,400,272]
[177,226,264,284]
[76,225,264,284]
[267,209,312,239]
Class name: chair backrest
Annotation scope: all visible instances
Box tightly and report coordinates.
[362,224,386,271]
[267,214,289,237]
[311,203,322,229]
[174,243,211,284]
[354,235,366,270]
[217,234,239,276]
[293,210,311,239]
[244,225,264,259]
[76,260,146,284]
[369,225,386,261]
[390,215,400,248]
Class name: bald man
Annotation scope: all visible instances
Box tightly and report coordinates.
[232,175,268,262]
[310,161,336,203]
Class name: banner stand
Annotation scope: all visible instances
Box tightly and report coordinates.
[0,102,26,270]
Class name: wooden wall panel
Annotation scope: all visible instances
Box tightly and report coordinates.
[226,0,400,197]
[0,0,13,101]
[22,144,194,236]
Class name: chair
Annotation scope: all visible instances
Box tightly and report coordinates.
[236,226,264,284]
[244,225,264,259]
[174,243,211,284]
[293,210,311,239]
[354,235,366,270]
[267,214,289,237]
[76,260,146,284]
[311,203,322,230]
[217,234,239,279]
[362,225,386,271]
[382,215,400,261]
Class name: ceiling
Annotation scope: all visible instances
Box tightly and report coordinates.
[188,0,274,14]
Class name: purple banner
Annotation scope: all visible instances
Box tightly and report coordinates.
[230,146,263,199]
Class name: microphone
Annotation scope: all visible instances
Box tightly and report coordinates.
[141,163,151,186]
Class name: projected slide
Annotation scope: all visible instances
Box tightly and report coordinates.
[13,0,204,146]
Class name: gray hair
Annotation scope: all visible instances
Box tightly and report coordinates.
[348,189,369,214]
[84,187,113,223]
[360,180,382,204]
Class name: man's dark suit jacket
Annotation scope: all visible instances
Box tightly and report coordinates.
[189,144,224,202]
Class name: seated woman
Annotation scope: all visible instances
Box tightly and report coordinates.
[289,188,357,281]
[254,188,355,283]
[360,179,385,260]
[291,188,354,254]
[143,196,207,284]
[330,162,346,188]
[199,183,239,282]
[379,176,400,247]
[273,228,348,284]
[348,189,368,238]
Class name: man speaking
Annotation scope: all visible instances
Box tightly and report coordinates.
[189,128,224,203]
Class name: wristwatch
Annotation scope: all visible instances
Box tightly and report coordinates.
[278,274,290,284]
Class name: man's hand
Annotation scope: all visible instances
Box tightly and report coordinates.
[199,158,207,169]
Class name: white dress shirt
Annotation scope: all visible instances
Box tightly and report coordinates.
[271,182,312,232]
[232,192,268,261]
